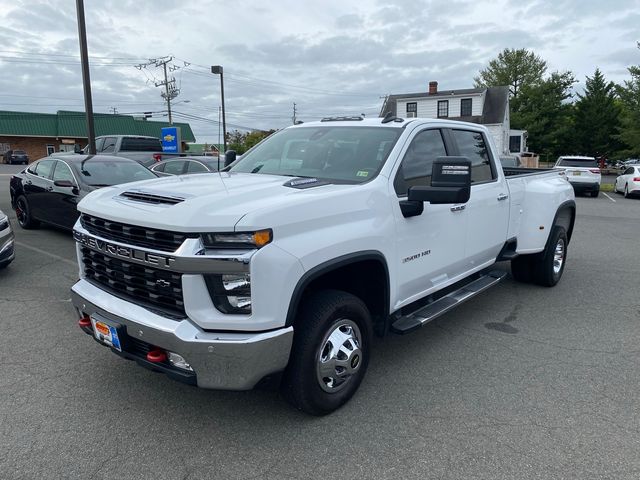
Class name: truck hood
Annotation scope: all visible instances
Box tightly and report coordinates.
[77,172,349,232]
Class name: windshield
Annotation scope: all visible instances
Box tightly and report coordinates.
[229,126,403,183]
[14,150,26,155]
[74,160,156,186]
[558,158,597,168]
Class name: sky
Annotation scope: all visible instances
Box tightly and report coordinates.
[0,0,638,142]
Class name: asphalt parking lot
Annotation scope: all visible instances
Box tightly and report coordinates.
[1,164,639,480]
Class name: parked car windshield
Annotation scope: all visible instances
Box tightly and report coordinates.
[558,158,597,167]
[14,150,26,155]
[229,126,403,183]
[73,159,156,186]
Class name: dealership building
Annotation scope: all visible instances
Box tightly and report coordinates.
[0,110,195,162]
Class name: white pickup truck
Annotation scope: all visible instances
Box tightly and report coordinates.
[71,117,575,415]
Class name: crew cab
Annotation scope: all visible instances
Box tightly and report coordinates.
[70,117,575,415]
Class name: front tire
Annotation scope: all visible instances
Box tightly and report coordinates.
[15,195,39,229]
[592,188,599,197]
[282,290,372,416]
[532,226,568,287]
[625,185,630,198]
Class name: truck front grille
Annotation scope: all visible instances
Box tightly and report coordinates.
[80,214,197,253]
[81,247,185,318]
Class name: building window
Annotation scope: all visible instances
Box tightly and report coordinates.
[509,135,522,153]
[437,100,448,118]
[406,102,417,118]
[460,98,472,116]
[46,144,55,156]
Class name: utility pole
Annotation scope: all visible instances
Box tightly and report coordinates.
[109,107,118,114]
[211,65,227,154]
[75,0,96,154]
[162,61,172,124]
[135,56,186,125]
[292,102,297,125]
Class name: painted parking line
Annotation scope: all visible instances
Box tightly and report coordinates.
[602,192,616,203]
[15,241,77,267]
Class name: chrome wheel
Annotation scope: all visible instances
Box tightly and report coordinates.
[316,319,363,393]
[553,238,565,275]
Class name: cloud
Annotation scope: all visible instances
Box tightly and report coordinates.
[0,0,638,140]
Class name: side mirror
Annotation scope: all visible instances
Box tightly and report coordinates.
[224,150,237,167]
[74,144,82,154]
[408,157,471,205]
[54,180,75,188]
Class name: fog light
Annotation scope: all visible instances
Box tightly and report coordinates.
[168,352,193,371]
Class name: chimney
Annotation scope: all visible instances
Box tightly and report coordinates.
[429,81,438,95]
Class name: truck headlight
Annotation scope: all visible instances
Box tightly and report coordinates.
[201,229,272,249]
[204,273,252,314]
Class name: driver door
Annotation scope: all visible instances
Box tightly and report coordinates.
[391,128,468,308]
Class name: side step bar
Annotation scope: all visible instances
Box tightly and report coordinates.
[391,270,507,334]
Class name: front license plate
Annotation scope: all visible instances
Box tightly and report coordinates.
[91,317,122,352]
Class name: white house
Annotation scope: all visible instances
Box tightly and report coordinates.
[380,81,526,155]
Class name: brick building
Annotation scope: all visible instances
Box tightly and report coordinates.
[0,110,195,163]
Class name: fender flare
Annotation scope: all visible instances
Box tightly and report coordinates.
[551,200,576,243]
[285,250,390,327]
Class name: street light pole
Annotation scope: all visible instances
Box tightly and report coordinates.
[211,65,227,154]
[75,0,96,154]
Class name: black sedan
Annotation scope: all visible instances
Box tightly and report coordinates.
[150,157,220,176]
[9,155,157,231]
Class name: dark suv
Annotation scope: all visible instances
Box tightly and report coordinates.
[4,150,29,165]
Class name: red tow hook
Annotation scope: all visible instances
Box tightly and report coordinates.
[78,316,92,329]
[147,349,167,363]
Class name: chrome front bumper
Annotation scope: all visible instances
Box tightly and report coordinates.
[71,279,293,390]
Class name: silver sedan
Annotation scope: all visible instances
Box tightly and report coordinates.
[0,209,15,269]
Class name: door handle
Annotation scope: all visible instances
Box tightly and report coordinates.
[450,205,466,212]
[497,193,509,201]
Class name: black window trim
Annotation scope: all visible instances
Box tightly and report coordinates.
[460,98,473,117]
[406,102,417,113]
[448,128,499,186]
[394,127,451,198]
[437,100,449,118]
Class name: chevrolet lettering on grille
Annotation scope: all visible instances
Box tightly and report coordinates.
[73,231,176,268]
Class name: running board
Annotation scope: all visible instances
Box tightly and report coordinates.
[391,270,507,334]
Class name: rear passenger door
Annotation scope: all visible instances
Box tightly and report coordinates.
[26,159,56,220]
[450,129,509,269]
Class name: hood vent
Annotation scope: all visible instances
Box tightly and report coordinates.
[120,190,185,205]
[283,177,329,189]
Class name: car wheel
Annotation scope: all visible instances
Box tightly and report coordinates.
[15,195,39,229]
[282,289,372,416]
[532,226,568,287]
[592,188,599,197]
[624,185,630,198]
[510,254,533,283]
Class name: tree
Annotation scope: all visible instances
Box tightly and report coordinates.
[245,129,276,150]
[572,68,622,158]
[226,130,247,153]
[514,71,577,161]
[617,43,640,157]
[474,48,547,101]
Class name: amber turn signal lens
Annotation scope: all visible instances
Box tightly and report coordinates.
[253,230,272,247]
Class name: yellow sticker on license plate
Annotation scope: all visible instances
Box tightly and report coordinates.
[91,318,122,351]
